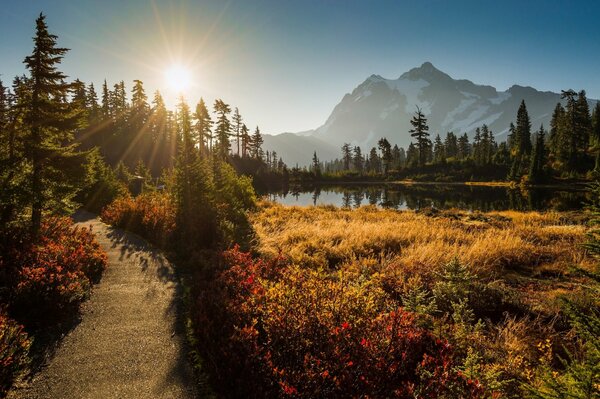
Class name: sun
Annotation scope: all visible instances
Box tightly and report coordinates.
[165,64,192,92]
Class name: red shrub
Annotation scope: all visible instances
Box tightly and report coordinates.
[101,193,175,246]
[192,246,484,398]
[0,217,107,326]
[0,311,31,396]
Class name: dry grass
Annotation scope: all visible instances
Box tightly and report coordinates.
[252,202,588,276]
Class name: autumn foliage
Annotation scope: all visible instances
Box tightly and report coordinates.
[0,217,107,326]
[0,311,31,396]
[101,192,176,247]
[192,246,483,398]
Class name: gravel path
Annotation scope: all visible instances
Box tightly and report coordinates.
[9,211,198,399]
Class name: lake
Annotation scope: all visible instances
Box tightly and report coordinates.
[263,183,590,211]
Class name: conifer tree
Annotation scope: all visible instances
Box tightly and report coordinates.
[377,138,392,174]
[311,151,321,178]
[250,126,263,159]
[341,143,352,171]
[516,100,532,156]
[457,133,470,160]
[232,107,242,156]
[433,134,445,164]
[213,99,231,160]
[353,146,363,173]
[528,125,546,183]
[240,123,251,158]
[409,107,430,167]
[193,98,212,154]
[23,13,85,235]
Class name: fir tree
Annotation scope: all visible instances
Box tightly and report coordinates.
[23,13,85,235]
[232,107,242,156]
[193,98,212,155]
[409,107,430,167]
[240,123,251,158]
[250,126,263,159]
[213,99,231,160]
[377,137,392,174]
[341,143,352,171]
[353,146,363,173]
[528,125,547,183]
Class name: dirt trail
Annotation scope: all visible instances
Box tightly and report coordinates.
[9,211,198,399]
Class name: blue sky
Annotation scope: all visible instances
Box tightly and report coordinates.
[1,0,599,133]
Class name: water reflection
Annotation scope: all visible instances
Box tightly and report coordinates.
[264,184,590,211]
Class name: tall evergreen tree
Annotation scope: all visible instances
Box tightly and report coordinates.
[250,126,263,159]
[213,99,231,160]
[341,143,352,171]
[528,125,547,183]
[409,107,430,167]
[232,107,242,156]
[378,137,392,174]
[353,146,363,173]
[193,98,212,154]
[23,13,85,235]
[516,100,532,156]
[240,123,251,158]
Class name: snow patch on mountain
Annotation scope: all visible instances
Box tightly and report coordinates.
[489,92,511,105]
[386,78,431,113]
[442,97,478,127]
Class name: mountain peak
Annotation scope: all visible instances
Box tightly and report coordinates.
[400,61,451,82]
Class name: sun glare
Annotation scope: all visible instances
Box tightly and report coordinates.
[165,64,192,92]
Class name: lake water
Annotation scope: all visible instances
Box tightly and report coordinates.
[264,183,590,211]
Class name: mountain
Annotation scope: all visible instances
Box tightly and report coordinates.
[263,62,596,166]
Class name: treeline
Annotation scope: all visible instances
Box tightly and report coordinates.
[319,94,600,183]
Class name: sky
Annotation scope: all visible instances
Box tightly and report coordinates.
[1,0,599,134]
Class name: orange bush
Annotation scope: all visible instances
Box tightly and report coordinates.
[101,192,175,247]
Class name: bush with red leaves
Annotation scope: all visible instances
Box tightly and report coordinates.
[101,192,175,247]
[0,311,30,396]
[0,217,107,327]
[192,246,484,398]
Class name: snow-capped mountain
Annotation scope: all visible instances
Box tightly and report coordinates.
[264,62,596,166]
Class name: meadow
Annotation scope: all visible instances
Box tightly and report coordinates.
[193,202,594,397]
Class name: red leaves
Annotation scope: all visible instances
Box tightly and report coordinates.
[101,193,175,246]
[0,217,107,326]
[191,246,485,398]
[0,312,31,395]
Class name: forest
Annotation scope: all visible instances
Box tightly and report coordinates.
[0,13,599,399]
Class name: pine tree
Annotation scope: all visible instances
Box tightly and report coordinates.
[516,100,532,156]
[377,138,392,174]
[240,124,251,158]
[591,103,600,173]
[86,83,100,124]
[250,126,263,159]
[409,107,430,167]
[444,132,458,159]
[528,125,547,183]
[213,99,231,160]
[23,14,85,235]
[433,134,445,164]
[368,147,381,173]
[457,133,470,160]
[101,79,110,120]
[311,151,321,178]
[353,146,363,173]
[232,107,242,156]
[341,143,352,171]
[173,97,216,249]
[193,98,212,155]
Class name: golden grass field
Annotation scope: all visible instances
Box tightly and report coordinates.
[251,201,592,315]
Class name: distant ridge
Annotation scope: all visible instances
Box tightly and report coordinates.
[264,62,597,166]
